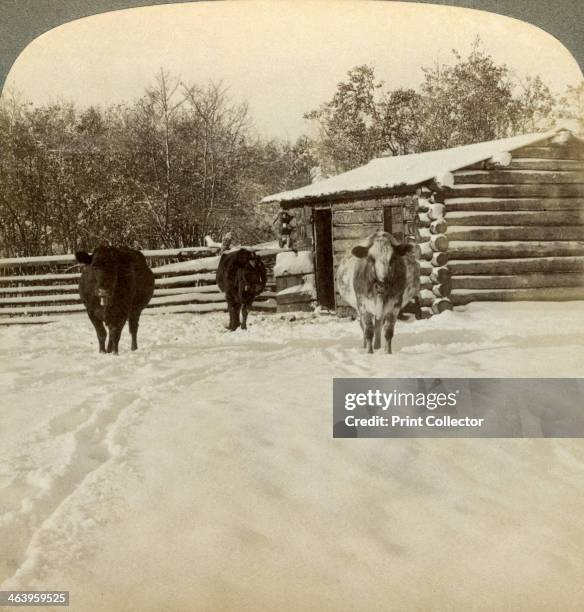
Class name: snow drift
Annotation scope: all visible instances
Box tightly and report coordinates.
[1,302,584,610]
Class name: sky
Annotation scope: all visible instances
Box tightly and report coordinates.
[4,0,583,140]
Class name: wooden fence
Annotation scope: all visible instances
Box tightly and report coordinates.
[0,245,281,325]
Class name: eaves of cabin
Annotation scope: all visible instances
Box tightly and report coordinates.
[261,126,583,207]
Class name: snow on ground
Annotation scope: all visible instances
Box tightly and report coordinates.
[1,302,584,611]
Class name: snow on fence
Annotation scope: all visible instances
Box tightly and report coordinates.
[273,251,317,313]
[0,245,284,324]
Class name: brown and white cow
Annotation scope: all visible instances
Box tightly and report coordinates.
[336,230,420,354]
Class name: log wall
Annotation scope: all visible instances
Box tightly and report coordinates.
[439,136,584,306]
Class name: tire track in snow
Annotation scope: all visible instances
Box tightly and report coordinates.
[0,313,357,587]
[0,390,138,587]
[0,345,231,589]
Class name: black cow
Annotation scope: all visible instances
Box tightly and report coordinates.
[75,246,155,354]
[216,249,267,331]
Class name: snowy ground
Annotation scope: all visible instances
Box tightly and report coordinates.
[1,303,584,611]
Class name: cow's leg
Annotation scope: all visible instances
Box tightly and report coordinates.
[128,311,140,351]
[111,325,123,355]
[226,299,236,330]
[241,302,250,330]
[362,312,375,354]
[359,318,366,348]
[374,318,382,350]
[232,303,242,330]
[227,300,241,331]
[106,324,123,355]
[383,305,401,354]
[227,303,233,330]
[88,312,107,353]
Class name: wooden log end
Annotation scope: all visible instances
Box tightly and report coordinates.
[417,243,433,261]
[432,298,453,314]
[420,277,433,290]
[418,227,431,241]
[428,203,446,221]
[429,266,450,284]
[419,260,433,274]
[417,197,431,212]
[419,306,433,319]
[431,252,449,267]
[430,219,448,234]
[430,234,449,252]
[432,282,451,298]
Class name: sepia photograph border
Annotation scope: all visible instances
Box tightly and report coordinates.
[1,0,584,94]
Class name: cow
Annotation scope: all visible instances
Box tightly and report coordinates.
[216,248,267,331]
[75,246,155,354]
[336,230,420,354]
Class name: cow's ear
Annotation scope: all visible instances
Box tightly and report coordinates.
[75,251,93,264]
[394,243,413,257]
[351,245,370,259]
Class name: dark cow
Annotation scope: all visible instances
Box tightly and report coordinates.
[75,246,155,354]
[216,249,267,331]
[336,230,420,354]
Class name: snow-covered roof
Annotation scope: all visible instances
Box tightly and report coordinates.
[262,128,579,204]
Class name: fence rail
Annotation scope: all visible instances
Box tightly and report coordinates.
[0,244,284,324]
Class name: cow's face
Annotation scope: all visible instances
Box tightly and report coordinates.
[352,231,395,282]
[76,249,119,306]
[351,231,411,283]
[236,251,265,296]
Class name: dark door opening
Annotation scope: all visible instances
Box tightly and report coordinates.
[383,205,405,242]
[313,208,335,310]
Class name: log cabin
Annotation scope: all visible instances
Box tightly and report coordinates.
[262,127,584,316]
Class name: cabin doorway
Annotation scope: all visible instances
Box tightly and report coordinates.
[313,208,335,310]
[383,205,405,241]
